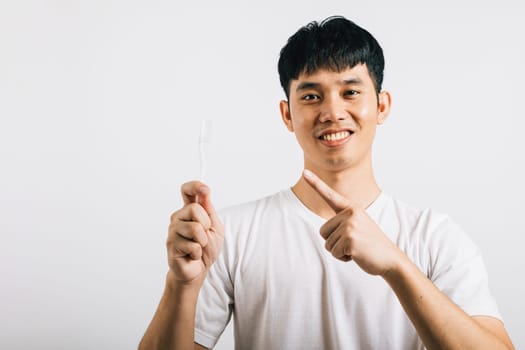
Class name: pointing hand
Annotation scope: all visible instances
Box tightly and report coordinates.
[303,169,403,276]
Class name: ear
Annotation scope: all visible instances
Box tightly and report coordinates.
[376,91,392,125]
[279,100,294,132]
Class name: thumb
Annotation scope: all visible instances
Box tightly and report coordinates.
[197,185,222,230]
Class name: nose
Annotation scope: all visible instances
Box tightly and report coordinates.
[318,95,348,123]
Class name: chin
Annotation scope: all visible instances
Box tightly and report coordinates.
[323,157,356,171]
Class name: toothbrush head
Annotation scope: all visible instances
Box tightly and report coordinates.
[199,120,213,144]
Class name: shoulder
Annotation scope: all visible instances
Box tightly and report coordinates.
[397,196,474,251]
[382,193,459,240]
[385,193,480,276]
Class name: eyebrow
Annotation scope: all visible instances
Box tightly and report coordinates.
[295,77,364,93]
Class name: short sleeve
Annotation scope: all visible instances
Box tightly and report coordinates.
[427,215,501,319]
[194,234,234,348]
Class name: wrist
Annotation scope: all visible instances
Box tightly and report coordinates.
[381,249,414,283]
[165,270,206,295]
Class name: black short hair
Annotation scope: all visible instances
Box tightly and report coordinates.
[278,16,384,99]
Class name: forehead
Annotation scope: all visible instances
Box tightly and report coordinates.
[290,64,374,92]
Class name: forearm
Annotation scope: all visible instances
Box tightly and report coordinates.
[383,255,512,350]
[138,271,202,350]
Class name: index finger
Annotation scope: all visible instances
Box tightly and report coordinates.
[303,169,351,213]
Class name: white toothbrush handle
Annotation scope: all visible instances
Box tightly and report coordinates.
[199,142,206,182]
[199,120,212,182]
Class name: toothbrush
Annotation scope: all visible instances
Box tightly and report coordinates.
[199,120,212,182]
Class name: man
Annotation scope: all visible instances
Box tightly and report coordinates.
[139,16,514,349]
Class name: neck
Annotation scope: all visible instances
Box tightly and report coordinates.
[291,159,381,219]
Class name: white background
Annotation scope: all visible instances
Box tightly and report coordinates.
[1,1,524,349]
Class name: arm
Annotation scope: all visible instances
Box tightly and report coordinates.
[302,170,514,350]
[384,250,514,350]
[138,182,224,350]
[138,272,203,349]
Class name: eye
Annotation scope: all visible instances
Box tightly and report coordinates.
[344,90,359,97]
[301,94,320,102]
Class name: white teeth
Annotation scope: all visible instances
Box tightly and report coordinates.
[322,131,350,141]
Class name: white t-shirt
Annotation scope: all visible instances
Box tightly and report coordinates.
[194,189,500,349]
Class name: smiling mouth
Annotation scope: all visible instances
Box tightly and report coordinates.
[320,130,353,141]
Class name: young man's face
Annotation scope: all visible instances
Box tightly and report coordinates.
[280,64,391,173]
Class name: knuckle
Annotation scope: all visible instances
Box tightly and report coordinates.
[166,236,177,251]
[170,210,180,222]
[345,232,355,245]
[167,231,182,245]
[188,202,206,219]
[190,223,206,241]
[170,226,183,241]
[332,248,343,259]
[320,223,331,238]
[180,222,197,239]
[184,220,196,230]
[189,243,202,258]
[189,221,201,230]
[344,240,353,254]
[343,206,354,215]
[343,220,353,232]
[199,231,209,247]
[187,202,199,213]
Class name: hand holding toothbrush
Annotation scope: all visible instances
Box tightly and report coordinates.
[166,181,225,286]
[165,120,223,286]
